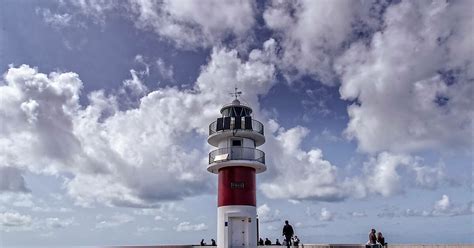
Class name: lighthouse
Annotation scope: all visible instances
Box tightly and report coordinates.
[207,90,266,248]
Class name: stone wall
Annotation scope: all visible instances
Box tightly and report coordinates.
[187,245,474,248]
[112,244,474,248]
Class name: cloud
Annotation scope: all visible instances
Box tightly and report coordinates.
[263,0,387,85]
[294,221,327,229]
[95,213,134,229]
[318,128,342,143]
[174,221,207,232]
[134,55,151,77]
[378,194,473,218]
[59,0,256,49]
[135,226,165,235]
[305,206,336,221]
[130,0,257,48]
[335,0,474,153]
[349,211,367,217]
[0,44,276,208]
[36,8,74,29]
[261,141,446,201]
[0,212,32,227]
[156,58,175,82]
[434,194,450,212]
[0,167,30,193]
[0,211,77,233]
[133,202,183,221]
[257,204,281,223]
[363,152,445,197]
[260,125,347,201]
[319,207,335,221]
[301,87,334,120]
[45,217,75,229]
[0,193,34,208]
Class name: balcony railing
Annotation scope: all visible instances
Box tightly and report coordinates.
[209,118,264,136]
[209,147,265,164]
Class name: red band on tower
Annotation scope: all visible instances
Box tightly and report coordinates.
[218,166,256,206]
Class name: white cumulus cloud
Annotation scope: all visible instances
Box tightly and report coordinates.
[0,44,276,208]
[319,207,335,221]
[174,221,207,232]
[60,0,257,49]
[263,0,387,85]
[0,212,32,227]
[335,0,474,154]
[257,204,281,223]
[378,194,473,218]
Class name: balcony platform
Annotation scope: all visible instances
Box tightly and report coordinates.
[207,159,266,174]
[208,119,265,147]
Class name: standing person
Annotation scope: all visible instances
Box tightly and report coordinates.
[377,232,386,248]
[282,220,294,248]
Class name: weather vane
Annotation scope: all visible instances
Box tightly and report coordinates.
[229,87,242,100]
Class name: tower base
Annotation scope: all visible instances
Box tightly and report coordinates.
[217,205,257,248]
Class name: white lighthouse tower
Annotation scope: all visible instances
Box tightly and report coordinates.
[207,89,266,248]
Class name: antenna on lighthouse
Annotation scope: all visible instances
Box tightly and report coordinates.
[229,87,242,100]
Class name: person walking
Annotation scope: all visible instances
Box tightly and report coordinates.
[282,220,294,248]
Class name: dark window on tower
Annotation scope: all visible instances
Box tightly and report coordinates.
[234,107,243,117]
[232,139,242,147]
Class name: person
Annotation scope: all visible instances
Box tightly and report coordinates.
[293,235,300,246]
[211,239,216,246]
[259,238,264,246]
[200,239,206,246]
[276,239,282,245]
[265,238,272,245]
[366,229,377,248]
[282,220,294,248]
[377,232,386,248]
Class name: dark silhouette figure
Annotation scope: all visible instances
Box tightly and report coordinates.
[282,220,294,248]
[211,239,216,246]
[293,235,300,246]
[265,238,272,245]
[377,232,386,248]
[259,238,264,246]
[276,238,282,245]
[200,239,206,246]
[366,229,377,248]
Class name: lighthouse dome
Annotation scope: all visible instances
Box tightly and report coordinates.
[220,100,252,117]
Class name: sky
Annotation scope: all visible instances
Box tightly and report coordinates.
[0,0,473,246]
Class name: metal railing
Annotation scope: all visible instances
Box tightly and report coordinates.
[208,147,265,164]
[209,119,264,136]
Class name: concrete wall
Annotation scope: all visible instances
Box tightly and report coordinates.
[187,245,474,248]
[112,245,474,248]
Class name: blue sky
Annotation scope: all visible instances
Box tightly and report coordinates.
[0,0,473,246]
